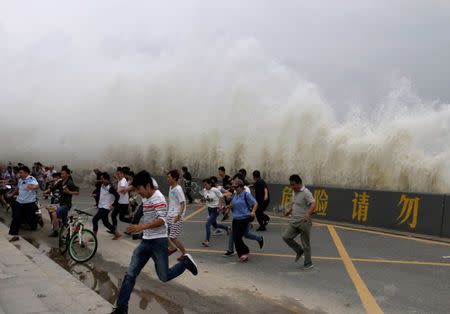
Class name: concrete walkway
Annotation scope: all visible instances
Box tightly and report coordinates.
[0,222,112,314]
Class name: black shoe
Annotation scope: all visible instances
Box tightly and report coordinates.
[9,236,19,242]
[111,307,128,314]
[182,254,198,276]
[48,231,58,237]
[303,262,314,270]
[258,236,264,249]
[295,250,304,262]
[256,226,266,231]
[223,251,235,257]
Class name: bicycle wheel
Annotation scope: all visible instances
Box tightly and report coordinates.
[58,224,70,254]
[68,229,97,263]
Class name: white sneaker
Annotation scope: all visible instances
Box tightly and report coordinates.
[212,229,225,236]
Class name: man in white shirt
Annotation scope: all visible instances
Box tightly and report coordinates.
[112,171,198,314]
[112,168,131,230]
[8,165,40,242]
[92,172,121,240]
[166,170,187,259]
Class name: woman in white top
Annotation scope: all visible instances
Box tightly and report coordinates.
[201,178,229,247]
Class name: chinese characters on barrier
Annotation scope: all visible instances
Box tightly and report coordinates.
[397,195,420,229]
[280,187,293,210]
[313,189,328,216]
[279,187,421,230]
[352,192,370,223]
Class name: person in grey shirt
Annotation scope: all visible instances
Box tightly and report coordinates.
[282,174,316,269]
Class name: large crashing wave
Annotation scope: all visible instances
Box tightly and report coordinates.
[0,19,448,193]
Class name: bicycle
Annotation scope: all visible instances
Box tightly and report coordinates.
[58,207,98,263]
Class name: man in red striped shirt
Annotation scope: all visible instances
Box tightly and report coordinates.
[112,170,198,314]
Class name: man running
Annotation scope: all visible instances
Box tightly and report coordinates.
[92,172,121,240]
[112,170,197,314]
[181,166,193,204]
[166,169,187,259]
[252,170,271,231]
[282,174,316,269]
[112,168,131,231]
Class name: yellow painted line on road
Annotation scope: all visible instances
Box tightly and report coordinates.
[184,248,450,267]
[185,220,295,226]
[328,226,383,314]
[352,258,450,267]
[184,205,207,221]
[268,215,450,247]
[333,225,450,247]
[119,237,450,269]
[184,248,341,261]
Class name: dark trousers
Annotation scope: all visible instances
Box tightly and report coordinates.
[132,204,143,224]
[256,201,270,227]
[232,217,252,257]
[92,208,116,233]
[112,203,131,227]
[93,186,100,206]
[185,187,193,203]
[9,201,38,236]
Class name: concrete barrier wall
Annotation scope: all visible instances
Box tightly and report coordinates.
[153,176,448,238]
[441,195,450,238]
[268,183,447,238]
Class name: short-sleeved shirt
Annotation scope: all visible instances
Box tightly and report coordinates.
[117,178,129,204]
[202,187,222,208]
[54,177,79,208]
[291,186,315,223]
[253,178,269,205]
[168,185,186,217]
[142,190,168,240]
[231,191,257,220]
[219,175,231,189]
[17,175,38,204]
[49,180,62,204]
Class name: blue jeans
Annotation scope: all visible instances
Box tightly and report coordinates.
[206,207,228,241]
[56,205,70,222]
[227,223,262,252]
[116,237,186,309]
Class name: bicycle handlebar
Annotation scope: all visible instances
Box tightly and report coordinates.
[74,209,94,217]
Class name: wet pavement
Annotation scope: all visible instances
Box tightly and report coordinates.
[19,233,198,314]
[1,194,449,313]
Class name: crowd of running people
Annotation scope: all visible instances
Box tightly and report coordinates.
[0,161,316,314]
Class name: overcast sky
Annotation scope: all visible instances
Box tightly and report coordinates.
[2,0,450,108]
[0,0,449,191]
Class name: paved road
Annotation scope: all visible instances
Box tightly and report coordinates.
[1,192,449,314]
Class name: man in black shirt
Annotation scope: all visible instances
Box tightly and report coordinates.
[252,170,270,231]
[218,166,231,190]
[92,169,102,206]
[182,166,193,204]
[50,168,79,236]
